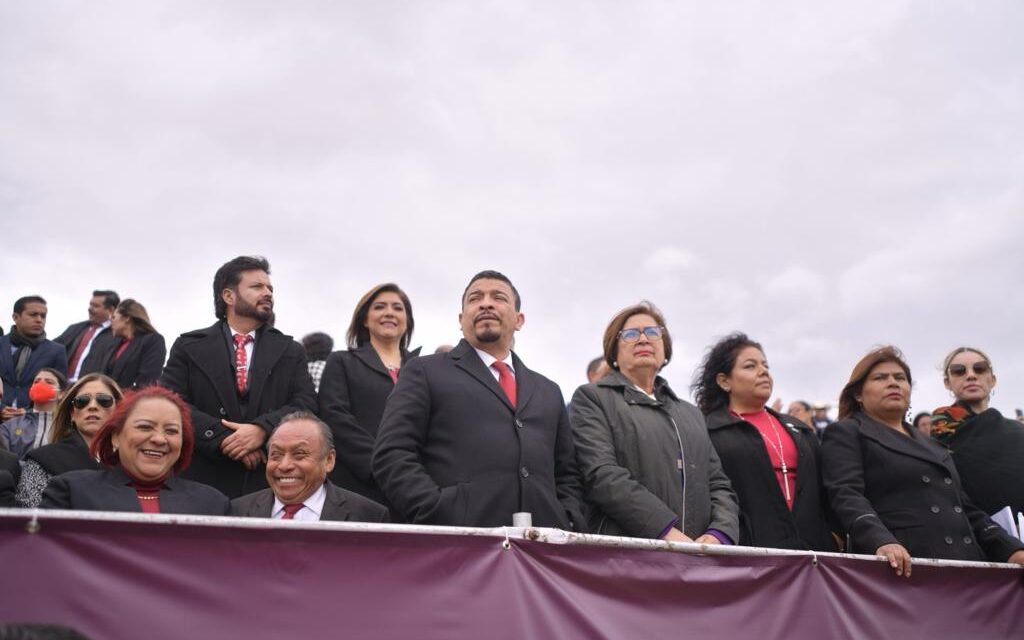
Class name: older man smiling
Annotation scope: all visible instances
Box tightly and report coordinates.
[231,411,389,523]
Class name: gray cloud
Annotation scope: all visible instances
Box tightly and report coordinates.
[2,1,1023,420]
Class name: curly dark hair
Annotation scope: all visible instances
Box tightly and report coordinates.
[691,332,763,415]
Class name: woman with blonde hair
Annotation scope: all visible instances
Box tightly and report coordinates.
[821,346,1024,577]
[930,346,1024,516]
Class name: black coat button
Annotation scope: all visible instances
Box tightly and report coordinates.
[943,477,953,485]
[963,536,973,544]
[930,506,940,514]
[520,466,529,478]
[953,506,963,514]
[204,429,214,438]
[219,407,227,416]
[515,419,524,429]
[944,536,953,545]
[922,475,931,483]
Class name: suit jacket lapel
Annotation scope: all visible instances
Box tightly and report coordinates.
[451,340,515,412]
[322,482,351,521]
[186,323,241,417]
[511,352,535,413]
[859,414,949,469]
[106,467,144,512]
[246,328,288,418]
[352,346,391,379]
[108,338,136,379]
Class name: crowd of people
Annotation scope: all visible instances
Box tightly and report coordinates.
[2,255,1024,577]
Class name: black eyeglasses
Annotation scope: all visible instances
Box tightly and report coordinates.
[71,393,115,410]
[948,362,991,377]
[618,326,666,343]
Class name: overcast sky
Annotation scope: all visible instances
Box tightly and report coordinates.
[2,2,1022,418]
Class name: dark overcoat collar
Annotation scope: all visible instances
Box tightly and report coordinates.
[449,339,534,413]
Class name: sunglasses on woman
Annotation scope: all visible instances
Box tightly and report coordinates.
[71,393,116,409]
[618,326,666,343]
[948,362,991,377]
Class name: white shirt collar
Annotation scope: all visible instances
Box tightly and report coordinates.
[272,483,327,521]
[473,347,514,375]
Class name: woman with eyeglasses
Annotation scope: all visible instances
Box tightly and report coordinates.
[318,283,419,511]
[568,302,739,543]
[930,347,1024,517]
[821,346,1024,577]
[15,373,123,507]
[692,333,838,551]
[41,386,229,515]
[101,298,167,390]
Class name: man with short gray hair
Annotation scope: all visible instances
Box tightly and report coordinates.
[231,411,389,522]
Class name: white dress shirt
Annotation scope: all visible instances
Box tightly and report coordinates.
[473,347,515,382]
[271,483,327,522]
[229,327,257,378]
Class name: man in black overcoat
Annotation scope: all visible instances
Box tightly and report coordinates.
[373,270,585,530]
[160,256,316,498]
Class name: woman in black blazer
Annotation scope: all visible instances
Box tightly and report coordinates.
[693,332,837,551]
[41,385,228,515]
[318,283,419,509]
[821,346,1024,577]
[103,298,167,389]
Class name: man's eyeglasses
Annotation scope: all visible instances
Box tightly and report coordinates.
[948,362,991,377]
[71,393,116,410]
[618,326,666,343]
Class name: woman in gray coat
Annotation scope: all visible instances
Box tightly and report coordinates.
[569,302,739,543]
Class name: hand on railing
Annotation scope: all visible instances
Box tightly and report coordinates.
[876,543,912,577]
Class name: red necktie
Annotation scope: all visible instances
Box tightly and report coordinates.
[233,334,254,394]
[281,503,303,520]
[491,361,517,407]
[68,325,99,376]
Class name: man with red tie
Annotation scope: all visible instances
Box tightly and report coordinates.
[160,256,316,498]
[54,290,120,382]
[230,411,389,522]
[373,270,585,529]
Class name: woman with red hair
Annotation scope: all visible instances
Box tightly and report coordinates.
[41,386,229,514]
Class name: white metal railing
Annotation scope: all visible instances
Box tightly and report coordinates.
[1,508,1019,571]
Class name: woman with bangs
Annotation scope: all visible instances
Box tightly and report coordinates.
[41,385,228,514]
[569,302,738,543]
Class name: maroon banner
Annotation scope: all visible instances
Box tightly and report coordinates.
[1,512,1023,639]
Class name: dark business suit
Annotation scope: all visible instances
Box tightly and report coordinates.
[821,412,1024,562]
[0,335,67,408]
[317,345,419,507]
[160,322,317,498]
[0,449,20,507]
[100,332,167,389]
[230,481,390,522]
[54,320,117,377]
[40,467,230,515]
[372,339,586,529]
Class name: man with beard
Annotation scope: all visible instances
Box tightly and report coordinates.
[373,270,586,529]
[160,256,316,498]
[1,296,68,421]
